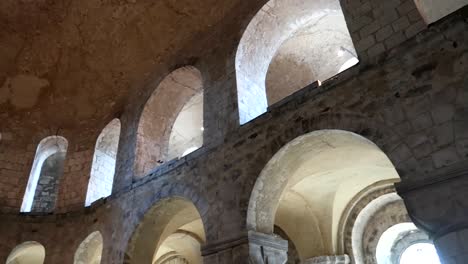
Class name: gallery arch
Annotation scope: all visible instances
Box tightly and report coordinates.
[247,130,442,263]
[6,241,45,264]
[236,0,357,123]
[124,197,206,264]
[85,119,121,206]
[21,136,68,213]
[135,67,204,178]
[74,231,103,264]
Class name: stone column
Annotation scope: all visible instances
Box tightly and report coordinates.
[304,255,350,264]
[396,161,468,264]
[248,231,288,264]
[434,229,468,264]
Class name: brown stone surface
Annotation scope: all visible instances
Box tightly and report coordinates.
[0,2,467,264]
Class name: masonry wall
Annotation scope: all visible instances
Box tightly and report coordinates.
[0,3,467,264]
[31,152,66,213]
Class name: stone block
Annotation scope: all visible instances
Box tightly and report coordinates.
[357,35,376,52]
[432,122,454,148]
[367,43,386,58]
[403,96,431,118]
[360,20,381,38]
[384,32,406,49]
[378,9,399,26]
[391,143,413,161]
[392,16,410,32]
[411,113,432,131]
[405,21,426,38]
[456,138,468,158]
[454,108,468,121]
[432,147,460,168]
[397,0,416,16]
[431,104,455,124]
[413,141,432,158]
[376,25,394,41]
[454,121,468,140]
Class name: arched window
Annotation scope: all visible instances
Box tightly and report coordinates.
[21,136,68,213]
[167,91,203,159]
[376,223,441,264]
[399,243,440,264]
[6,241,45,264]
[135,67,204,178]
[85,119,121,206]
[414,0,468,24]
[74,231,103,264]
[236,0,357,124]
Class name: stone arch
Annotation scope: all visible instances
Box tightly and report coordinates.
[350,193,411,264]
[85,119,121,206]
[376,223,434,264]
[247,130,401,261]
[338,181,398,255]
[135,66,204,178]
[74,231,103,264]
[21,136,68,213]
[235,0,357,123]
[413,0,467,24]
[6,241,45,264]
[124,194,207,264]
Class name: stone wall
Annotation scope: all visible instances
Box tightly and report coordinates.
[0,3,467,264]
[31,152,66,213]
[341,0,426,61]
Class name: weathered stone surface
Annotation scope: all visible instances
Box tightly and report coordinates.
[0,2,467,264]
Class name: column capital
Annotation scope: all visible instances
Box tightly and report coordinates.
[304,255,350,264]
[395,161,468,237]
[248,231,288,264]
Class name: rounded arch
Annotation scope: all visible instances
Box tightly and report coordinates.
[124,196,206,264]
[350,193,411,264]
[337,181,398,255]
[135,66,204,178]
[74,231,103,264]
[6,241,45,264]
[376,223,433,264]
[236,0,357,123]
[21,135,68,212]
[85,118,121,206]
[247,130,400,260]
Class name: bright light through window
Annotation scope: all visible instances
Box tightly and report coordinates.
[182,147,199,157]
[400,243,441,264]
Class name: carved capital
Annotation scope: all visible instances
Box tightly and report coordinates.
[396,161,468,238]
[248,231,288,264]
